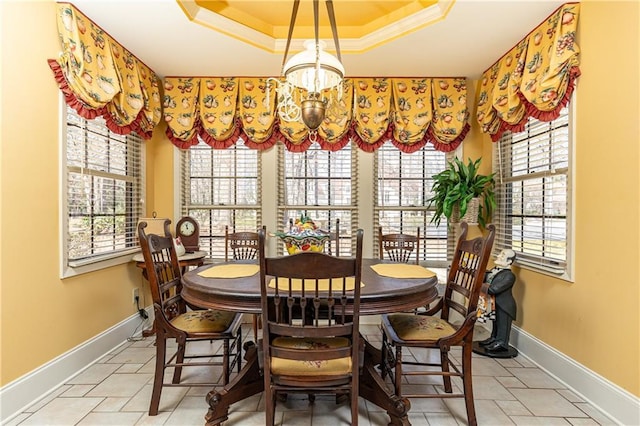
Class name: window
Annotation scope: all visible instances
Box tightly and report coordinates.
[375,144,452,267]
[180,140,261,259]
[62,106,145,277]
[493,106,572,278]
[278,143,356,255]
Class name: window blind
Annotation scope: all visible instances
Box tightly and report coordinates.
[374,144,453,267]
[180,139,261,259]
[65,106,145,265]
[493,106,571,276]
[278,143,357,256]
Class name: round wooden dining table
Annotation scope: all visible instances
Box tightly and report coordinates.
[181,258,439,426]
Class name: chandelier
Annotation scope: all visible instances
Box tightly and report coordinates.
[269,0,345,134]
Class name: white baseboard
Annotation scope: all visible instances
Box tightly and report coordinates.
[0,307,152,424]
[2,311,637,426]
[511,325,640,426]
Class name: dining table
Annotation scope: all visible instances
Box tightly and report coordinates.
[181,258,440,426]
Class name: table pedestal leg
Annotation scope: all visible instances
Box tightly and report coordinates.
[205,341,264,426]
[359,339,412,426]
[204,339,411,426]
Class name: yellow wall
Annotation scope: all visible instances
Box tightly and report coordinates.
[480,1,640,397]
[0,1,154,385]
[1,0,638,402]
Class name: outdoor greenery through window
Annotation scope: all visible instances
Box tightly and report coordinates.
[180,140,261,259]
[278,143,356,256]
[493,106,572,277]
[375,144,452,267]
[64,106,145,270]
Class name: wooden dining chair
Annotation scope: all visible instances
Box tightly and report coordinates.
[225,225,265,342]
[258,227,364,426]
[138,220,243,416]
[379,222,495,426]
[378,226,420,264]
[326,218,340,256]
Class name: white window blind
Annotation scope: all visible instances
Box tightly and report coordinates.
[278,143,357,256]
[374,144,453,267]
[493,106,572,277]
[64,106,145,268]
[181,139,261,259]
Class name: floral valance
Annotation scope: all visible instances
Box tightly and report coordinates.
[163,77,470,153]
[48,3,161,139]
[476,3,580,141]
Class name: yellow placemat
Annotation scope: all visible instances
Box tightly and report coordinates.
[268,277,364,291]
[370,263,436,279]
[198,264,259,278]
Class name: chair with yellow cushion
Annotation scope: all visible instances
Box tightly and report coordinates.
[138,220,243,416]
[225,224,265,342]
[380,222,495,426]
[378,226,420,264]
[258,227,364,426]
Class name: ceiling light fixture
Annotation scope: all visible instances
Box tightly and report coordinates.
[268,0,344,136]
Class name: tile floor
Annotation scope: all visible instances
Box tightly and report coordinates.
[6,324,614,426]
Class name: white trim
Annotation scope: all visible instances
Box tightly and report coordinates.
[0,307,153,424]
[511,325,639,426]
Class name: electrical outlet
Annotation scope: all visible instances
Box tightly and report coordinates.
[132,288,140,305]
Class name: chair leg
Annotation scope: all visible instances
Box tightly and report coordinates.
[149,337,166,416]
[252,314,260,343]
[394,345,403,397]
[265,386,276,426]
[223,339,230,385]
[172,338,186,384]
[440,347,453,393]
[462,344,477,426]
[380,333,388,380]
[237,330,243,373]
[351,377,359,426]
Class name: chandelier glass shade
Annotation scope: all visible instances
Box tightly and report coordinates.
[271,0,345,133]
[283,40,344,94]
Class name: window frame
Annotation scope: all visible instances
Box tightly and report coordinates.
[277,142,358,256]
[179,139,262,260]
[492,104,575,281]
[59,101,146,278]
[374,143,455,267]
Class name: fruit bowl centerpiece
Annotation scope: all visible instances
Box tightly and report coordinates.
[275,216,330,255]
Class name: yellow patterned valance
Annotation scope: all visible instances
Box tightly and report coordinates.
[48,3,161,139]
[164,76,469,153]
[476,3,580,141]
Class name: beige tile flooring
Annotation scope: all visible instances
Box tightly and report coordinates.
[7,324,614,426]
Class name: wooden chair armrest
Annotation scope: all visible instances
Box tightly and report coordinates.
[417,298,443,316]
[438,310,478,347]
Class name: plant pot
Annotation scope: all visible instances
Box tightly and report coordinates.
[451,197,480,224]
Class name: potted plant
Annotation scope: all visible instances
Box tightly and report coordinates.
[428,157,496,228]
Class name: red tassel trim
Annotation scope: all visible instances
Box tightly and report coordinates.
[104,113,136,136]
[390,139,426,153]
[165,126,199,149]
[282,136,313,152]
[50,59,155,139]
[129,110,155,140]
[198,118,243,149]
[353,122,392,152]
[48,59,106,119]
[427,123,470,152]
[316,129,353,151]
[491,66,580,142]
[243,125,282,151]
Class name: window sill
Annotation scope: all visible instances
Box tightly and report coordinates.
[61,249,140,279]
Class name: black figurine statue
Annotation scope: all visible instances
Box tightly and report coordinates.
[473,249,519,358]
